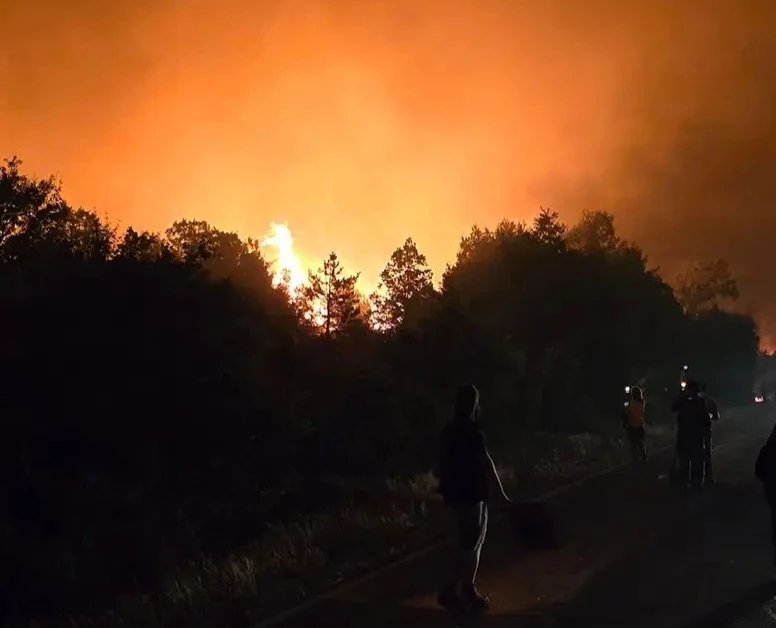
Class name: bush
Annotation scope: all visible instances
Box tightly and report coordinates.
[0,159,758,625]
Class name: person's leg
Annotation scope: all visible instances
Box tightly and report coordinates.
[670,432,686,484]
[690,441,704,488]
[471,503,488,586]
[677,452,690,485]
[637,427,647,463]
[438,505,466,608]
[460,502,490,610]
[704,430,714,482]
[627,428,638,463]
[440,503,485,609]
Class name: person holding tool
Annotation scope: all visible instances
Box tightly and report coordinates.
[437,384,511,614]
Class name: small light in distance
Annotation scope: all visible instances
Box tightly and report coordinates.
[755,395,765,404]
[683,365,689,371]
[625,386,631,394]
[681,381,687,389]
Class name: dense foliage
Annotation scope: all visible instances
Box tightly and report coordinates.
[0,158,759,620]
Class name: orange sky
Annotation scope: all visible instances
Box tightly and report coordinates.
[2,0,775,341]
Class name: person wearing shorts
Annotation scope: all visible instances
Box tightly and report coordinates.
[437,384,510,612]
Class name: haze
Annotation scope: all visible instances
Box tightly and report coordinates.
[1,0,775,340]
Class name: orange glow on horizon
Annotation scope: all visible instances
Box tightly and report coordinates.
[2,1,775,338]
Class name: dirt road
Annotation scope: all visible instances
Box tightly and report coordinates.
[260,405,776,628]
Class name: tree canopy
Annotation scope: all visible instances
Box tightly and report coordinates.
[0,156,760,623]
[676,258,740,316]
[370,237,435,330]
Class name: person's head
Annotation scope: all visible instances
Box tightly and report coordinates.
[454,384,480,423]
[631,386,644,402]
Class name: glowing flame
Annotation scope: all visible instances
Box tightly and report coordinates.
[261,222,306,294]
[259,222,386,333]
[260,222,326,326]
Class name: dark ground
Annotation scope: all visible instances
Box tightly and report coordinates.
[259,405,776,628]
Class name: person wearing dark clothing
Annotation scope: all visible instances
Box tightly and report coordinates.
[668,387,689,484]
[670,380,708,488]
[699,382,720,484]
[437,384,511,614]
[755,425,776,567]
[625,386,647,464]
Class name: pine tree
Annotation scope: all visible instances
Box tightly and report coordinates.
[301,252,361,336]
[370,238,434,330]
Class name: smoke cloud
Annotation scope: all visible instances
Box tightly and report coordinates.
[1,0,775,339]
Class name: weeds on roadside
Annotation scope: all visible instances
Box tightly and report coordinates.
[16,429,677,628]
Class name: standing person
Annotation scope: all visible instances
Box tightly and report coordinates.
[699,382,720,485]
[668,383,689,484]
[670,380,706,488]
[437,384,511,613]
[755,425,776,569]
[625,386,647,464]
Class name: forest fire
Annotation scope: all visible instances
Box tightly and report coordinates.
[261,222,306,295]
[2,1,775,624]
[0,154,765,628]
[260,220,377,301]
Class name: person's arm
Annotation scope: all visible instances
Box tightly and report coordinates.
[485,449,511,503]
[473,429,510,503]
[709,397,720,421]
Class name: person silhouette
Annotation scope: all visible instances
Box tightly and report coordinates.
[437,384,511,613]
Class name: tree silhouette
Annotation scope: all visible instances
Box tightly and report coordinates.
[165,219,243,268]
[531,207,566,250]
[301,252,361,337]
[0,156,763,626]
[566,210,622,254]
[0,156,73,261]
[676,258,740,316]
[116,227,170,262]
[454,224,492,266]
[52,208,115,260]
[164,219,280,300]
[370,238,434,330]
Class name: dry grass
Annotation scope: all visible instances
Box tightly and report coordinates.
[14,427,674,628]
